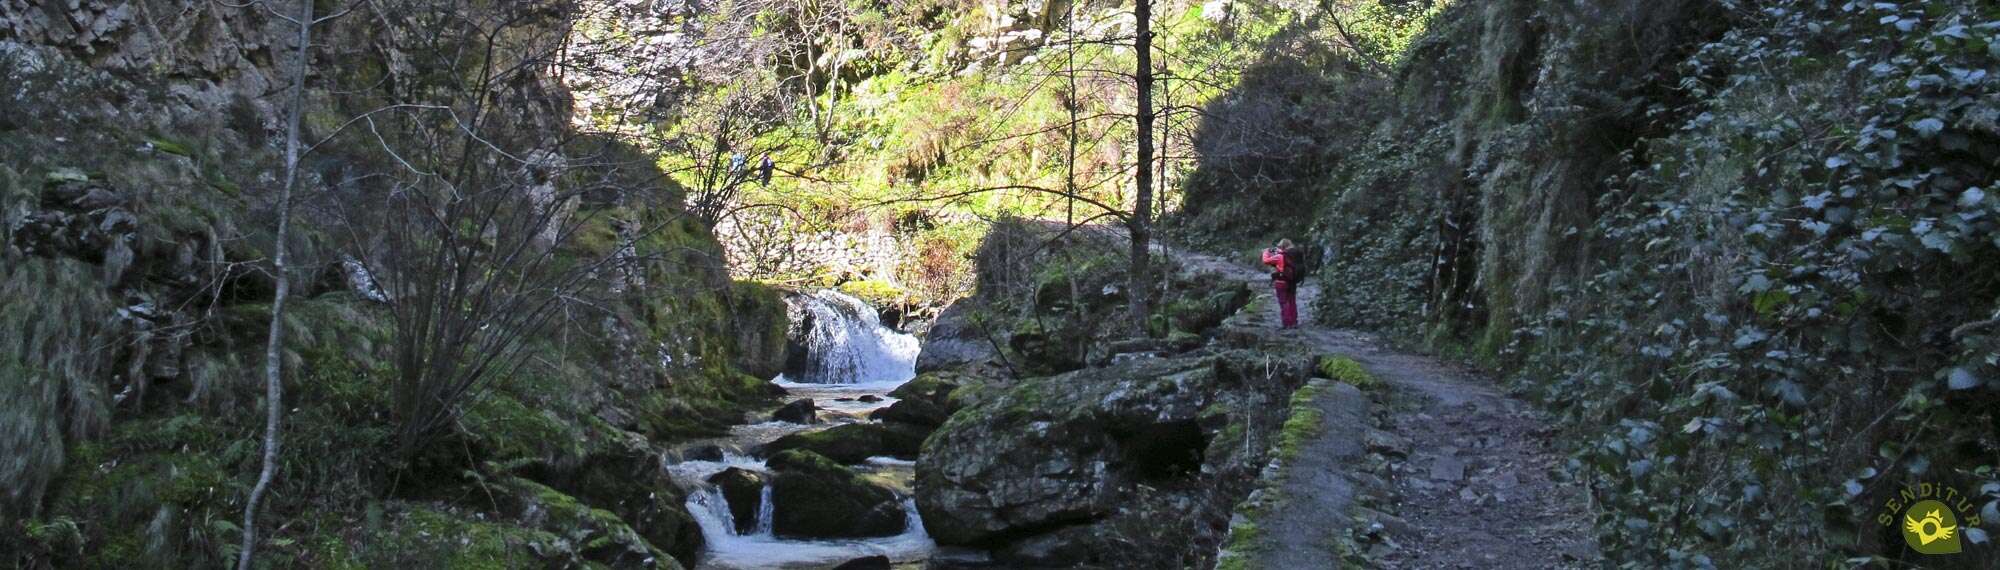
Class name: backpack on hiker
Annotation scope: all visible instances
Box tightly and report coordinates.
[1262,247,1302,284]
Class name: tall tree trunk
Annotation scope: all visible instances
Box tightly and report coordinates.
[1129,0,1154,324]
[238,0,312,566]
[1065,0,1077,227]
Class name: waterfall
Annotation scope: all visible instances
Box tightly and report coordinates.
[669,453,934,569]
[752,484,774,536]
[783,290,919,385]
[662,290,935,568]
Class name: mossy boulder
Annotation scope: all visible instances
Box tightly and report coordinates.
[494,476,675,568]
[1161,279,1253,335]
[914,351,1313,562]
[1008,318,1089,376]
[871,370,983,428]
[518,438,705,567]
[886,370,970,407]
[870,394,950,427]
[707,467,768,535]
[765,450,906,539]
[728,281,791,379]
[761,422,928,464]
[772,398,818,424]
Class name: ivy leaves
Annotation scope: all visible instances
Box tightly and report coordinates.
[1511,0,2000,565]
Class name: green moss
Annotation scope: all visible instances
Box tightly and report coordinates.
[376,506,558,568]
[837,278,907,308]
[1276,381,1329,462]
[1315,356,1378,390]
[462,393,587,463]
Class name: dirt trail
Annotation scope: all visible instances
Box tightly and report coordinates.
[1185,249,1598,569]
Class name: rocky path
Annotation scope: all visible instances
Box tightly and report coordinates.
[1185,249,1597,569]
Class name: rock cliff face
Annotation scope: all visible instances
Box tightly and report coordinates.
[1,2,789,567]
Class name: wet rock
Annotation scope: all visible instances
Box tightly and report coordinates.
[678,444,725,462]
[830,555,892,570]
[707,468,767,535]
[773,398,817,424]
[766,450,906,538]
[763,422,928,464]
[858,394,883,403]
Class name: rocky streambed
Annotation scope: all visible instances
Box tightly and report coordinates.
[660,290,952,569]
[663,257,1324,569]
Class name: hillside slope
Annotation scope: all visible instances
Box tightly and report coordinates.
[1179,0,2000,566]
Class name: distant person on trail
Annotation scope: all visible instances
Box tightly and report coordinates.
[758,154,774,186]
[1263,239,1304,329]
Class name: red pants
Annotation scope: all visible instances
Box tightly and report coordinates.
[1274,281,1298,328]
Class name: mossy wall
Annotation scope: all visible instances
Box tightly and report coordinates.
[1178,0,2000,566]
[1,4,793,567]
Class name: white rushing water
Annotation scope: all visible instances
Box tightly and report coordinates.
[783,289,920,385]
[671,451,935,569]
[664,289,934,569]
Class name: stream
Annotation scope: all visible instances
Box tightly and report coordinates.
[664,290,935,569]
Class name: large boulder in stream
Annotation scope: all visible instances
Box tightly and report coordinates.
[868,370,981,428]
[914,351,1314,565]
[761,422,928,464]
[707,468,767,535]
[766,450,907,538]
[772,398,818,424]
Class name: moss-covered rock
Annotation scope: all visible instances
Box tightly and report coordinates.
[494,476,674,568]
[762,422,928,464]
[914,350,1313,563]
[728,281,791,379]
[765,450,906,539]
[707,467,767,535]
[1007,317,1089,376]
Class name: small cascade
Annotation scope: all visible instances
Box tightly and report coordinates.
[752,484,774,536]
[669,452,933,569]
[662,290,935,568]
[783,290,919,385]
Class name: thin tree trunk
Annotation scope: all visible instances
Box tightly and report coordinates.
[1065,0,1077,227]
[1129,0,1154,324]
[238,0,312,566]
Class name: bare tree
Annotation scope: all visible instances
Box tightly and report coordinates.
[238,0,316,566]
[1129,0,1157,322]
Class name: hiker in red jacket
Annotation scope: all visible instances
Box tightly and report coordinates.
[1262,239,1304,329]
